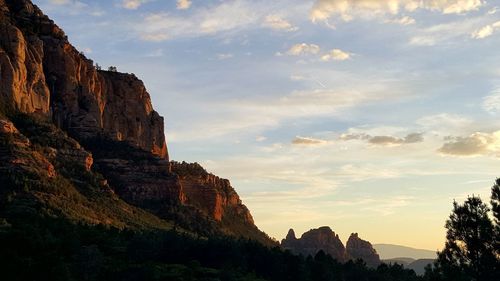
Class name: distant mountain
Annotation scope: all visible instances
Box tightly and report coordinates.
[408,259,435,275]
[373,244,437,260]
[382,257,416,266]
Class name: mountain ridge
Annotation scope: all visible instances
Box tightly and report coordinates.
[373,243,437,260]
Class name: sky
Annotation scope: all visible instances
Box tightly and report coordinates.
[31,0,500,251]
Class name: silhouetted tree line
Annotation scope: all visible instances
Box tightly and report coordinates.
[1,169,499,280]
[0,213,420,281]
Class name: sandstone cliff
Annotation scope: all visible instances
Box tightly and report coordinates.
[282,227,381,266]
[0,0,270,245]
[346,233,381,267]
[0,0,167,159]
[171,161,254,225]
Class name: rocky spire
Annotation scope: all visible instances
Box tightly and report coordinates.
[346,233,381,267]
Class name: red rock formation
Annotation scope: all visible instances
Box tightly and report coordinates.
[0,0,270,244]
[346,233,381,267]
[281,226,348,262]
[171,161,254,224]
[282,228,381,266]
[0,0,167,159]
[0,0,50,115]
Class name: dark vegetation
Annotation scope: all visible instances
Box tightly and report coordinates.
[1,113,498,280]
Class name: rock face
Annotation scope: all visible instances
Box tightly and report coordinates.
[0,0,269,244]
[346,233,381,267]
[0,0,50,115]
[0,0,167,159]
[282,226,348,262]
[282,227,381,266]
[171,161,254,224]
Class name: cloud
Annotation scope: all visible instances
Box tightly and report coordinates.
[416,114,473,132]
[286,43,321,56]
[483,88,500,113]
[49,0,70,4]
[311,0,484,23]
[385,16,416,25]
[408,17,486,46]
[340,132,424,146]
[263,15,298,32]
[438,131,500,156]
[177,0,192,10]
[471,21,500,39]
[216,53,234,60]
[138,1,265,41]
[122,0,146,10]
[256,136,267,142]
[321,48,352,61]
[292,136,328,145]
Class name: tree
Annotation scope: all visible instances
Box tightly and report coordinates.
[107,66,117,72]
[433,195,498,281]
[491,179,500,259]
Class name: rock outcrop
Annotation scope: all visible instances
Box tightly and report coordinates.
[346,233,381,267]
[282,227,381,266]
[171,161,254,224]
[282,226,348,262]
[0,0,167,159]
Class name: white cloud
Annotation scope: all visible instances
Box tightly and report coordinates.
[177,0,192,10]
[409,18,485,46]
[483,88,500,113]
[263,14,298,32]
[311,0,484,23]
[438,131,500,156]
[471,21,500,39]
[139,1,263,41]
[286,43,321,56]
[321,48,352,61]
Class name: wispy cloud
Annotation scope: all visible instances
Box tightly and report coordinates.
[340,132,424,146]
[385,16,416,25]
[263,14,298,32]
[292,136,328,145]
[483,88,500,113]
[311,0,484,23]
[471,21,500,39]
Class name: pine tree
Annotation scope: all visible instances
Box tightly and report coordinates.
[491,179,500,260]
[436,195,497,281]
